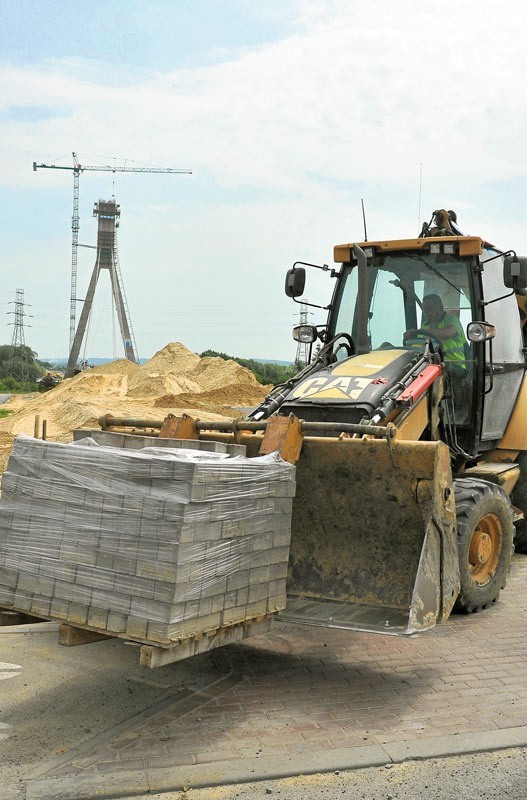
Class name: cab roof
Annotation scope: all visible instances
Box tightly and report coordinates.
[334,236,486,263]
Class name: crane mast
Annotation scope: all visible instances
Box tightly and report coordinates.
[33,152,191,372]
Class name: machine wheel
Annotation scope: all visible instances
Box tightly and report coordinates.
[510,451,527,553]
[453,478,514,613]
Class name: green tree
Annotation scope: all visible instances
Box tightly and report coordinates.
[0,344,42,385]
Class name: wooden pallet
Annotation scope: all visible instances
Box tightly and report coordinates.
[57,614,274,668]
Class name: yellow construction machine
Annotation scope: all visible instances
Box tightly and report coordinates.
[103,209,527,637]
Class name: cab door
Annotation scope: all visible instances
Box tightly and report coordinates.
[479,251,525,443]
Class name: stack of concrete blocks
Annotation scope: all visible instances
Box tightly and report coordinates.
[0,434,296,646]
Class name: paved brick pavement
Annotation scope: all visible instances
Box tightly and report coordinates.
[23,554,527,798]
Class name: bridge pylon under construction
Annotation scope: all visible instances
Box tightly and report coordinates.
[65,199,138,378]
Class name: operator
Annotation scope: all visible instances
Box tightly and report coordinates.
[405,293,466,367]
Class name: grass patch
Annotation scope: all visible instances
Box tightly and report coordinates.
[0,409,13,419]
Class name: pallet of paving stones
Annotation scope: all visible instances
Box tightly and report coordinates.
[0,433,296,665]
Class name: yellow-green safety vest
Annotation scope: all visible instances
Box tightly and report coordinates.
[421,313,466,364]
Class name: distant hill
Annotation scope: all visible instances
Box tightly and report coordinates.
[43,356,293,368]
[252,358,293,366]
[43,357,149,367]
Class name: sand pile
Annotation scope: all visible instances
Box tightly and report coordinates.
[0,343,270,469]
[127,344,202,398]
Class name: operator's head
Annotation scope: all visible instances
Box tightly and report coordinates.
[423,293,444,324]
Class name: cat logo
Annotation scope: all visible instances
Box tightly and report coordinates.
[292,375,372,400]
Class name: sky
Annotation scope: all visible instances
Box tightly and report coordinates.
[1,0,527,363]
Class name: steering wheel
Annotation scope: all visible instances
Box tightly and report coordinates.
[318,332,355,361]
[403,330,443,351]
[331,332,355,359]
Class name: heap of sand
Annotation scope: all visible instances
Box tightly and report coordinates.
[0,342,271,473]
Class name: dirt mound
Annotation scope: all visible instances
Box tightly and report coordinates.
[154,384,269,410]
[89,359,141,376]
[189,357,263,392]
[127,343,203,398]
[0,343,270,468]
[145,342,201,373]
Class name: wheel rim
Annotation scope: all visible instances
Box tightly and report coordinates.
[468,512,502,585]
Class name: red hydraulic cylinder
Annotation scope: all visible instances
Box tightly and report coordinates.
[397,364,442,406]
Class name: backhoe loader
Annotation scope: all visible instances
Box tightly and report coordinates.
[103,210,527,638]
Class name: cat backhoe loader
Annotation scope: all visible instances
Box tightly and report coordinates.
[103,210,527,637]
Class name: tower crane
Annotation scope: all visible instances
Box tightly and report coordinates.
[33,152,192,366]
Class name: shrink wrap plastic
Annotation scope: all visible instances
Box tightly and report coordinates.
[0,435,296,644]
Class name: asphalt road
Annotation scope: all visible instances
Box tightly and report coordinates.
[121,748,527,800]
[0,394,11,404]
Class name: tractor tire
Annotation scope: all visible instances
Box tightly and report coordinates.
[510,451,527,553]
[453,478,514,614]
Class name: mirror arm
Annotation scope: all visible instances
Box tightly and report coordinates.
[289,261,333,309]
[480,289,515,307]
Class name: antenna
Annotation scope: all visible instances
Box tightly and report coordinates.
[361,198,368,242]
[417,162,423,233]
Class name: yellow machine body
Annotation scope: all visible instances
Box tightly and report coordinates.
[99,213,527,637]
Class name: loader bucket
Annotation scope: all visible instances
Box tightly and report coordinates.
[278,436,460,635]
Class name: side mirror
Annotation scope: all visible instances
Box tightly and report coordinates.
[293,324,318,343]
[504,255,527,289]
[285,267,306,298]
[467,321,496,343]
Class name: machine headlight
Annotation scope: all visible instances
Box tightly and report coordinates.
[293,324,318,343]
[467,321,496,343]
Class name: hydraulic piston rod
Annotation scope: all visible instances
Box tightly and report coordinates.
[98,414,395,440]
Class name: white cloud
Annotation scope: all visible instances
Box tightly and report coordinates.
[1,0,526,358]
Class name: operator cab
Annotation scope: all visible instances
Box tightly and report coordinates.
[283,231,526,457]
[332,243,474,422]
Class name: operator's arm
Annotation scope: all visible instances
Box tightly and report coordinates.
[404,324,456,340]
[421,323,457,340]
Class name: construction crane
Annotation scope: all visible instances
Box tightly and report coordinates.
[33,152,192,361]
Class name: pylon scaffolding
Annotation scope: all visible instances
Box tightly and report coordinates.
[65,199,138,378]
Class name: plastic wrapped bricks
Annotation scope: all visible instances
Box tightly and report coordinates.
[0,435,296,644]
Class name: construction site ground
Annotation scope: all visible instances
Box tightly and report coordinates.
[1,554,526,800]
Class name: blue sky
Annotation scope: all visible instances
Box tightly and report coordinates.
[1,0,527,362]
[0,1,294,72]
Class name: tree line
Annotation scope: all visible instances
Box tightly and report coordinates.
[0,345,52,392]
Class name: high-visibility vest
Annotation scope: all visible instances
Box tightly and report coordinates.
[421,313,466,363]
